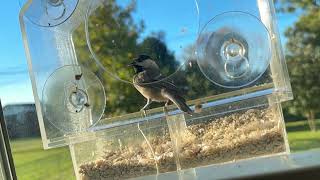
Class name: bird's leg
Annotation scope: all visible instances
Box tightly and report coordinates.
[140,99,152,117]
[163,100,171,116]
[142,110,147,118]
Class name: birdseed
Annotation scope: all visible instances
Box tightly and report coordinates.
[79,108,286,180]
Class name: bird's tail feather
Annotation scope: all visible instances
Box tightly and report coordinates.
[170,95,193,115]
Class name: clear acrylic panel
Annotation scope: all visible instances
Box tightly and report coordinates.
[19,0,292,149]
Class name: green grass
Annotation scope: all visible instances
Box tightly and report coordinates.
[10,138,75,180]
[286,119,320,132]
[9,120,320,179]
[286,119,320,152]
[287,130,320,151]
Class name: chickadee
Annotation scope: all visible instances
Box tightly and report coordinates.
[128,55,192,115]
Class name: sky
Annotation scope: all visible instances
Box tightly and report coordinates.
[0,0,299,106]
[0,1,34,106]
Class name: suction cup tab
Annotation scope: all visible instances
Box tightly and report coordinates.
[64,75,90,114]
[221,35,250,79]
[197,11,272,88]
[20,0,78,27]
[42,65,106,133]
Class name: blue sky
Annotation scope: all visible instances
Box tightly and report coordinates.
[0,1,34,106]
[0,0,299,106]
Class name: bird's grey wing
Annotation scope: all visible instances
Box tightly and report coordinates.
[135,73,180,94]
[135,73,192,114]
[152,75,180,94]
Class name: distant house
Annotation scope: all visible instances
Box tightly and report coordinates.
[3,103,40,139]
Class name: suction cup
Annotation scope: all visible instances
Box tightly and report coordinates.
[85,0,198,83]
[196,11,272,88]
[19,0,78,27]
[42,65,106,133]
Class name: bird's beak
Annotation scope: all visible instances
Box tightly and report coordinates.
[127,61,136,67]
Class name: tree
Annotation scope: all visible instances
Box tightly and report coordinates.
[274,0,317,13]
[137,32,179,76]
[73,0,144,116]
[278,0,320,131]
[73,0,275,118]
[72,1,183,116]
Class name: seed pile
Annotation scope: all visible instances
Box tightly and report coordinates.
[79,108,286,180]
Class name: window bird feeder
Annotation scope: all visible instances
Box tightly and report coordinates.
[19,0,293,179]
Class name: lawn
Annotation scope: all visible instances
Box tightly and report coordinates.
[10,138,75,180]
[286,119,320,152]
[9,120,320,180]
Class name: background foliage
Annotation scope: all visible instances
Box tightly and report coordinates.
[72,0,275,118]
[276,0,320,131]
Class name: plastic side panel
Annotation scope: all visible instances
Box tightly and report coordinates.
[257,0,293,101]
[20,7,80,148]
[20,1,49,149]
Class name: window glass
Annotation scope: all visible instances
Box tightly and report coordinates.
[0,0,319,179]
[0,155,6,180]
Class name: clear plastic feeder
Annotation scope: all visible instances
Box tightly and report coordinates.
[71,103,288,180]
[19,0,293,179]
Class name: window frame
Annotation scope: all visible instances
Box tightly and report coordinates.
[0,100,17,180]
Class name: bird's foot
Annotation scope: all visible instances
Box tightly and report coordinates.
[140,109,147,118]
[163,106,169,116]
